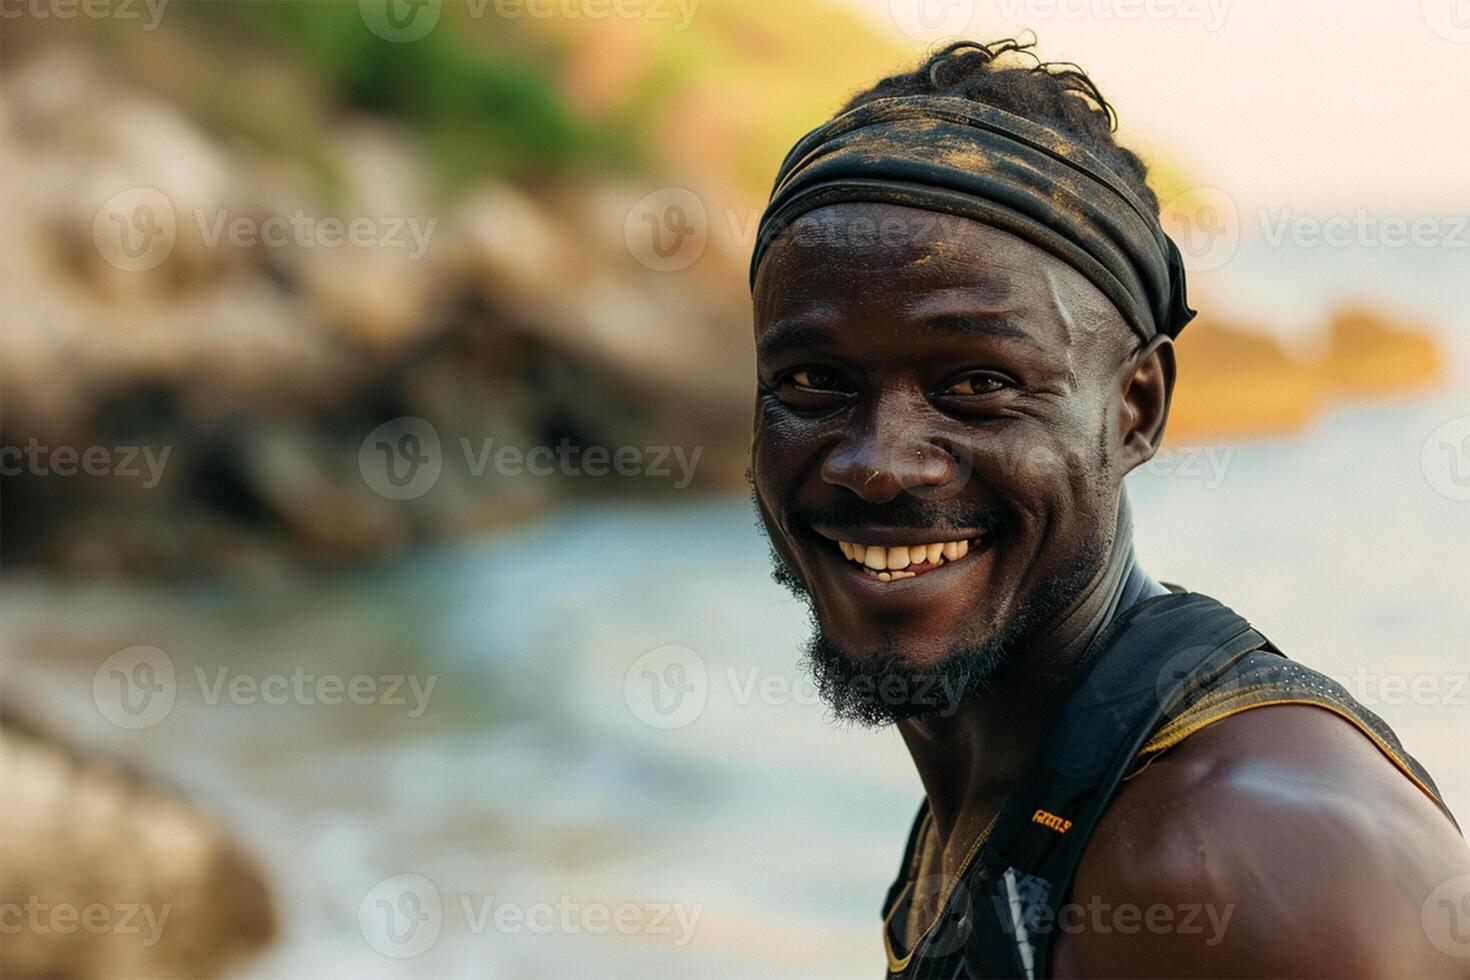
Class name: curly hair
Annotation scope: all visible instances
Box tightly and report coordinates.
[840,38,1160,215]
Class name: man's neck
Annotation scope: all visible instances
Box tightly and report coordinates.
[897,499,1165,852]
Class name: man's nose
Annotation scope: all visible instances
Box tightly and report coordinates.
[819,401,961,503]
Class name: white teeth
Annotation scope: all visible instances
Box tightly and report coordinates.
[837,537,981,577]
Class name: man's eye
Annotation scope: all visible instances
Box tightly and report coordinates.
[941,373,1009,396]
[774,367,853,410]
[788,368,843,391]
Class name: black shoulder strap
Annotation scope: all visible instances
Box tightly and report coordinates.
[965,591,1271,979]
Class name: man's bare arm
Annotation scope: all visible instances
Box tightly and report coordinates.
[1051,704,1470,978]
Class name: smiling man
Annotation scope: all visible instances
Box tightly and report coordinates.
[747,40,1469,978]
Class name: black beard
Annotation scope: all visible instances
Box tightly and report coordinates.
[756,496,1107,728]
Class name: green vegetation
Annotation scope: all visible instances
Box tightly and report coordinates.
[167,0,642,189]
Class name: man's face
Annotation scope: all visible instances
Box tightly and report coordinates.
[751,202,1143,723]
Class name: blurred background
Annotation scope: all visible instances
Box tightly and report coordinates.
[1,0,1466,976]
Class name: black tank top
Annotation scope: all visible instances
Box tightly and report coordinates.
[880,590,1457,979]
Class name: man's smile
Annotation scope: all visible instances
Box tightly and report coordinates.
[810,526,989,583]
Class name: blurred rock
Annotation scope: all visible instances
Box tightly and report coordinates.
[0,716,274,978]
[1323,305,1446,398]
[0,43,751,578]
[1168,305,1447,442]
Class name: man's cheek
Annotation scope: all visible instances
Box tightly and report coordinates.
[972,437,1073,506]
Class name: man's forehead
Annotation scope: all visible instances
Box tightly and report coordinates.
[762,202,1035,270]
[754,202,1126,354]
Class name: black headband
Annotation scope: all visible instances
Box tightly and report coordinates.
[749,96,1195,342]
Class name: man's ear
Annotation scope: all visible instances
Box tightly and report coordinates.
[1118,335,1175,472]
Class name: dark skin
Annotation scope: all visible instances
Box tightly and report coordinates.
[751,202,1470,976]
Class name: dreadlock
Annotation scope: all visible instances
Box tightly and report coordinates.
[841,37,1160,214]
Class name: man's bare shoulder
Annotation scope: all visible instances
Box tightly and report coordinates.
[1051,703,1470,978]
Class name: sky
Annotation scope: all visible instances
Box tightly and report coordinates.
[843,0,1470,215]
